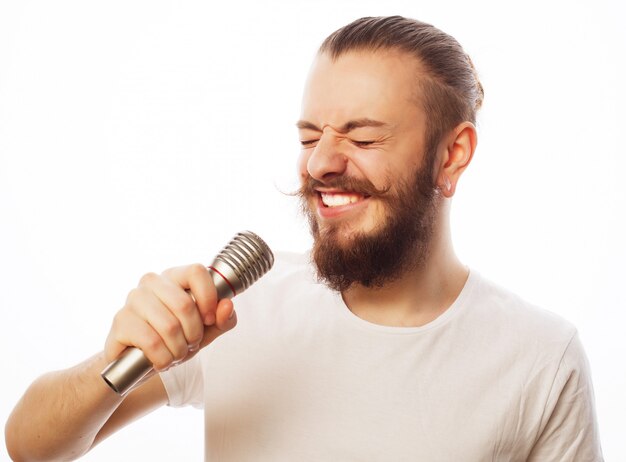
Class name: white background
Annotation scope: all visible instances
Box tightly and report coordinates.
[1,0,624,460]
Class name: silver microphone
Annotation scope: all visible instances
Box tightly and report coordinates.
[101,231,274,396]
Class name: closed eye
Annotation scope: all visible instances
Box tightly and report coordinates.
[300,139,319,147]
[352,140,375,147]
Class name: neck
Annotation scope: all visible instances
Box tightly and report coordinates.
[341,203,468,327]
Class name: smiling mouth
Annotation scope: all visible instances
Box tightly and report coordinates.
[319,192,369,207]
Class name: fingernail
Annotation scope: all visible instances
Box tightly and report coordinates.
[228,309,236,320]
[188,344,199,352]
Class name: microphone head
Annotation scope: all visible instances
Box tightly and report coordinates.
[209,231,274,298]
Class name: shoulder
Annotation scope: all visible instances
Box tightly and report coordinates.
[468,270,578,349]
[457,270,585,389]
[462,272,600,439]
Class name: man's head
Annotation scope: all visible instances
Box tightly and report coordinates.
[319,16,484,156]
[297,16,482,291]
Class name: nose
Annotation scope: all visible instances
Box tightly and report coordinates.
[306,131,348,181]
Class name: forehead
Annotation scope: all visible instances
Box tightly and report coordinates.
[300,50,426,125]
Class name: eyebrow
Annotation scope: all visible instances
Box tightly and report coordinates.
[296,118,388,133]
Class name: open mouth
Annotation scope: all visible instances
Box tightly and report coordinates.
[319,191,370,207]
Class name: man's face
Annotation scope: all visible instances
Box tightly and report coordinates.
[297,50,441,290]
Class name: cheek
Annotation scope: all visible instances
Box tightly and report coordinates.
[352,157,391,189]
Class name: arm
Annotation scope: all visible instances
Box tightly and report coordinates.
[5,353,165,461]
[5,264,237,461]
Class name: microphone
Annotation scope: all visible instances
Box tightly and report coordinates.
[101,231,274,396]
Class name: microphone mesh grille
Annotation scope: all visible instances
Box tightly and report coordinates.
[214,231,274,291]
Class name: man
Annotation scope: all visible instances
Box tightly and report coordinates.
[6,16,602,461]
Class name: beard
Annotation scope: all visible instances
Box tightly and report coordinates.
[298,152,440,292]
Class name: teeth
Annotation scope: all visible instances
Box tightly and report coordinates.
[320,192,363,207]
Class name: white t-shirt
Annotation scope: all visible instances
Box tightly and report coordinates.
[161,252,602,461]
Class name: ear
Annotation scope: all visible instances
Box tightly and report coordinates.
[436,122,477,198]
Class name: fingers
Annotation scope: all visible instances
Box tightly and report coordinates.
[105,263,230,372]
[105,307,176,371]
[130,283,195,367]
[199,299,237,349]
[187,299,237,359]
[183,299,237,363]
[147,274,205,350]
[161,264,218,326]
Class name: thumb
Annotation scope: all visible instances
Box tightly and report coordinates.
[198,298,237,349]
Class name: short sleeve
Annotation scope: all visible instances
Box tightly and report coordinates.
[159,350,204,409]
[528,333,603,461]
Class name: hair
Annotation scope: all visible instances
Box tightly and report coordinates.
[319,16,484,155]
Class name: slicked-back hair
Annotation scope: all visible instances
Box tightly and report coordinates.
[319,16,484,156]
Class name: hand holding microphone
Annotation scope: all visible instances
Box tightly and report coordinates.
[101,231,274,395]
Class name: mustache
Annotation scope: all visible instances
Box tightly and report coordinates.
[296,176,391,199]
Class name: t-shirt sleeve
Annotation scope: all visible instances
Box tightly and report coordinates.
[159,350,204,409]
[527,332,603,461]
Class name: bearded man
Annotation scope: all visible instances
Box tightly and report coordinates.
[6,16,602,461]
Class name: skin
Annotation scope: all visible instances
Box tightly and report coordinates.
[5,49,477,460]
[5,266,236,461]
[298,50,477,327]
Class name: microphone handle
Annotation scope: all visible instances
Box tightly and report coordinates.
[101,268,235,396]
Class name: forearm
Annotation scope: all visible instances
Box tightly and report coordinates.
[5,352,124,462]
[6,263,235,461]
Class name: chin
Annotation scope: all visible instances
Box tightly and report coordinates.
[317,218,383,244]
